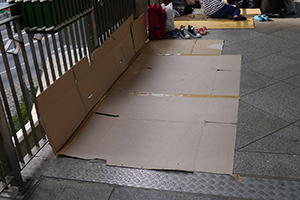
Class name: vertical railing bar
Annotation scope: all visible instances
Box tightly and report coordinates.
[58,30,68,73]
[51,33,63,77]
[97,1,106,43]
[107,0,114,33]
[0,97,24,188]
[93,0,101,40]
[28,33,44,92]
[116,0,122,28]
[1,24,32,156]
[44,34,57,82]
[15,20,41,148]
[0,165,6,184]
[0,75,24,163]
[68,23,78,64]
[74,21,83,60]
[63,27,74,69]
[102,1,109,38]
[79,17,88,56]
[36,34,50,87]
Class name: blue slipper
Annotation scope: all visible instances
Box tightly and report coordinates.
[261,14,269,21]
[254,15,264,21]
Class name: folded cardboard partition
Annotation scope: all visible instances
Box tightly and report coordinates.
[62,54,242,174]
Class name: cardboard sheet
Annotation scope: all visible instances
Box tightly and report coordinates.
[63,54,241,174]
[139,39,224,56]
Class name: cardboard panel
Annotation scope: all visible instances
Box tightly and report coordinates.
[121,34,135,64]
[63,54,241,174]
[91,36,114,65]
[111,44,128,76]
[194,124,237,174]
[115,54,217,94]
[97,90,209,123]
[139,40,224,55]
[73,56,102,111]
[92,51,119,96]
[73,56,91,81]
[212,70,241,96]
[37,69,87,153]
[38,70,75,115]
[131,13,147,53]
[109,14,134,43]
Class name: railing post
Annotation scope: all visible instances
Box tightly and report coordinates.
[0,99,24,189]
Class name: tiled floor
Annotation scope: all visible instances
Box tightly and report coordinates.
[6,3,300,200]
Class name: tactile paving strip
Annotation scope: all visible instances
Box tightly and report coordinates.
[23,157,300,200]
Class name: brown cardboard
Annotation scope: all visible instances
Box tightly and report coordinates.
[131,13,147,53]
[92,51,119,97]
[73,56,102,112]
[63,54,241,174]
[139,40,224,55]
[37,69,87,153]
[111,44,128,76]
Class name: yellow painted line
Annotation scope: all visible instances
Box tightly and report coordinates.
[132,92,240,99]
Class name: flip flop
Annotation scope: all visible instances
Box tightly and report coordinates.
[261,14,269,21]
[254,15,264,21]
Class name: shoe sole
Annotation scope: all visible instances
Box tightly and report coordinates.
[179,32,191,39]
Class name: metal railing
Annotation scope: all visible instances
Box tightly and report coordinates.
[0,0,135,193]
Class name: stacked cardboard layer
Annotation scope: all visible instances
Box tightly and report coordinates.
[37,13,241,174]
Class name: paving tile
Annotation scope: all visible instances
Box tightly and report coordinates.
[109,186,211,200]
[241,82,300,123]
[222,34,299,63]
[240,125,300,154]
[293,120,300,128]
[233,151,300,179]
[203,29,264,46]
[235,101,289,149]
[283,74,300,88]
[239,68,278,96]
[242,53,300,80]
[272,26,300,42]
[275,45,300,62]
[26,177,113,200]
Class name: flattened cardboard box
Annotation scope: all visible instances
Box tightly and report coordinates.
[63,54,241,174]
[38,12,241,174]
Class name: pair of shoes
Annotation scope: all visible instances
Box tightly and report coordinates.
[187,25,202,38]
[254,14,269,21]
[180,25,202,38]
[197,26,209,35]
[233,15,247,21]
[180,25,191,39]
[166,29,180,38]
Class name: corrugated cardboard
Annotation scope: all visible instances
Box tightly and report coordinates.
[139,39,224,55]
[63,54,241,174]
[73,56,102,112]
[37,69,87,153]
[131,13,147,53]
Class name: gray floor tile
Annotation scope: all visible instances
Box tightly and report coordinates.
[222,34,299,63]
[241,82,300,122]
[203,29,264,47]
[239,68,278,96]
[233,151,300,179]
[25,177,114,200]
[236,101,289,149]
[240,125,300,154]
[109,187,211,200]
[272,26,300,43]
[242,53,300,80]
[283,74,300,88]
[293,120,300,128]
[278,44,300,62]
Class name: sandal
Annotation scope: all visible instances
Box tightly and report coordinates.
[202,26,209,33]
[197,28,206,35]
